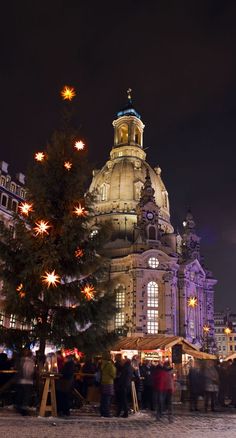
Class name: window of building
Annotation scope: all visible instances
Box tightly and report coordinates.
[218,346,221,350]
[147,281,158,307]
[0,176,6,187]
[222,336,225,341]
[1,194,8,207]
[134,126,141,145]
[101,184,107,201]
[115,312,125,328]
[116,287,125,309]
[10,182,16,193]
[9,314,16,328]
[230,345,233,351]
[118,124,128,144]
[20,189,25,198]
[148,257,159,269]
[230,337,232,341]
[11,200,18,212]
[0,312,4,326]
[223,346,226,351]
[148,226,156,240]
[147,310,158,334]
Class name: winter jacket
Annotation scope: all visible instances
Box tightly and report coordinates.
[101,360,116,385]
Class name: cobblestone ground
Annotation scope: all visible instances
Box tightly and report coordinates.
[0,410,236,438]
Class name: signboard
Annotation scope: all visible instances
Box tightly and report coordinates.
[172,344,182,364]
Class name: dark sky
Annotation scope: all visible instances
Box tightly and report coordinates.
[1,1,236,310]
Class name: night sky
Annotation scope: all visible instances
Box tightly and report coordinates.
[1,1,236,310]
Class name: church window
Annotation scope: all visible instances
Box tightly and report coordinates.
[115,285,125,308]
[115,312,125,328]
[118,151,123,157]
[20,189,25,198]
[163,192,168,208]
[147,281,158,307]
[9,314,16,328]
[1,194,8,208]
[147,310,158,334]
[148,226,156,240]
[134,126,141,145]
[101,184,107,201]
[118,124,128,144]
[148,257,159,269]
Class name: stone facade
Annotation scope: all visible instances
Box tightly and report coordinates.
[89,94,217,348]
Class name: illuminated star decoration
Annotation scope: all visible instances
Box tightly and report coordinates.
[61,85,76,101]
[224,327,232,335]
[19,202,33,216]
[35,152,45,162]
[74,203,88,217]
[34,220,51,236]
[203,325,210,333]
[74,140,85,151]
[42,270,60,288]
[187,296,198,308]
[64,161,72,171]
[75,247,84,258]
[16,283,26,298]
[81,284,95,301]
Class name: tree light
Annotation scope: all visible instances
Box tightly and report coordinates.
[16,283,26,298]
[34,220,51,236]
[64,161,72,171]
[81,284,95,300]
[42,270,60,288]
[18,202,33,216]
[61,85,76,101]
[35,152,45,162]
[75,247,84,258]
[73,203,88,217]
[187,296,198,308]
[74,140,85,151]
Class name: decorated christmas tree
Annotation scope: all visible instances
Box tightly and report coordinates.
[0,86,116,356]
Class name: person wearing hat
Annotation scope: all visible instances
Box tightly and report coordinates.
[100,352,116,417]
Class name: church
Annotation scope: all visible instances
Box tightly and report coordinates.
[89,91,216,348]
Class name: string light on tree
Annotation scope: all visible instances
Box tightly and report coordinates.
[74,140,85,151]
[61,85,76,101]
[187,296,198,308]
[42,270,60,288]
[64,161,72,171]
[35,152,45,162]
[81,284,95,301]
[73,203,88,217]
[18,202,33,216]
[75,247,84,258]
[34,220,51,236]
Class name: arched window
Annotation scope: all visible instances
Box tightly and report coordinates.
[11,200,18,212]
[148,226,156,240]
[1,194,8,208]
[10,183,16,193]
[118,124,128,144]
[147,281,158,334]
[115,285,125,328]
[0,176,6,187]
[134,126,141,145]
[101,184,107,201]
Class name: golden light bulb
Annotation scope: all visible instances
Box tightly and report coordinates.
[42,270,60,288]
[61,85,76,101]
[18,202,33,216]
[75,247,84,258]
[64,161,72,170]
[34,220,51,236]
[187,296,198,308]
[74,140,85,151]
[35,152,45,162]
[73,203,88,217]
[81,284,95,301]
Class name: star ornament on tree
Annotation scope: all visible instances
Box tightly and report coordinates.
[64,161,72,171]
[81,284,95,301]
[73,203,88,217]
[42,270,60,288]
[18,202,33,216]
[35,152,45,162]
[16,283,26,298]
[34,220,51,236]
[75,247,84,258]
[74,140,85,151]
[61,85,76,101]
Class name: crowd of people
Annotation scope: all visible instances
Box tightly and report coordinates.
[1,349,236,420]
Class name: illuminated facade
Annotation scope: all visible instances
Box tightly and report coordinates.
[89,93,217,348]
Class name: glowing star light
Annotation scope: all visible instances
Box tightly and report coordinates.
[64,161,72,171]
[74,140,85,151]
[74,203,88,217]
[19,202,33,216]
[81,284,95,301]
[75,247,84,258]
[35,152,45,162]
[187,296,198,308]
[34,220,51,236]
[16,283,26,298]
[203,325,210,333]
[61,85,76,101]
[42,270,60,288]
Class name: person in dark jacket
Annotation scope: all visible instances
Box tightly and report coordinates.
[116,358,133,417]
[140,360,155,410]
[188,361,204,411]
[57,355,75,416]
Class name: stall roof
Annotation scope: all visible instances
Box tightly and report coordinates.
[111,335,199,352]
[183,348,217,360]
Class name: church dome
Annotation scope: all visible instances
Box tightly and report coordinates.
[89,92,173,235]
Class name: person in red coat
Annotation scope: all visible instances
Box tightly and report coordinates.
[153,361,174,421]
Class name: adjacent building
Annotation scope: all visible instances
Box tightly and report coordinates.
[214,310,236,357]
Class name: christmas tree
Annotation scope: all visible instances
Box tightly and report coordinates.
[0,86,117,357]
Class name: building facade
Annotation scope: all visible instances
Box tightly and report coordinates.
[0,161,26,329]
[214,310,236,357]
[89,93,217,348]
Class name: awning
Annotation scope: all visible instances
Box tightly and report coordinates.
[183,348,216,360]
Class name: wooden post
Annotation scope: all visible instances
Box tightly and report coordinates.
[131,381,139,413]
[39,375,57,417]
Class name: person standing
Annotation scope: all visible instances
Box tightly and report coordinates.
[204,360,219,412]
[188,361,204,411]
[116,358,133,418]
[15,349,35,416]
[57,355,75,416]
[100,352,116,417]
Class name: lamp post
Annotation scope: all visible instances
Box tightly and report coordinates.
[224,327,232,358]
